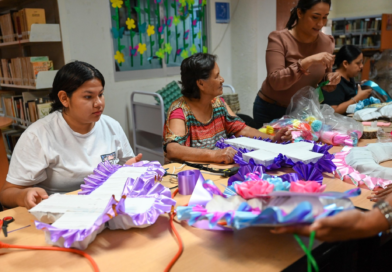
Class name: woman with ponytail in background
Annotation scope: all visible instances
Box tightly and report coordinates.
[253,0,341,128]
[322,45,371,114]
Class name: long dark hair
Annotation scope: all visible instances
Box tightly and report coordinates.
[335,45,362,69]
[179,53,217,99]
[49,61,105,113]
[286,0,331,29]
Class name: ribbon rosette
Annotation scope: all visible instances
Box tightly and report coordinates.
[234,180,274,199]
[290,180,326,193]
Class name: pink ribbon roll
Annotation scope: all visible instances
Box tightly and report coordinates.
[178,170,198,195]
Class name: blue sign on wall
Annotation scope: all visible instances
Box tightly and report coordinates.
[215,2,230,24]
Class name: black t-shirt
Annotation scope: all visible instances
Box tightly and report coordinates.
[322,77,357,106]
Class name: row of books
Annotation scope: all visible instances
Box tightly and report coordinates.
[332,18,382,33]
[0,90,52,126]
[0,56,53,87]
[335,35,380,48]
[2,128,23,154]
[0,8,46,42]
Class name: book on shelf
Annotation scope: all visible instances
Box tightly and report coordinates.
[2,129,23,153]
[0,13,16,43]
[0,90,14,113]
[0,56,53,87]
[1,8,46,42]
[0,90,51,125]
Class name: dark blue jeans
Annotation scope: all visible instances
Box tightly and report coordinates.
[253,95,287,129]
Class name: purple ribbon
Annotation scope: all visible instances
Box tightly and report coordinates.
[178,170,198,195]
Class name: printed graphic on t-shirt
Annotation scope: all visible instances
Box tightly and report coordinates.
[101,151,116,164]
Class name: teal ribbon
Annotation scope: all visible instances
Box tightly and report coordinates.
[361,80,392,102]
[293,231,319,272]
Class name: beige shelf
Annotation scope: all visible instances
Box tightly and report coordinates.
[0,24,61,48]
[1,70,58,90]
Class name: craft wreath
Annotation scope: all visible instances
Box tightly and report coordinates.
[30,161,175,250]
[216,136,336,180]
[334,143,392,190]
[177,166,360,229]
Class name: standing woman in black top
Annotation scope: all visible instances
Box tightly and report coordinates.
[322,45,371,114]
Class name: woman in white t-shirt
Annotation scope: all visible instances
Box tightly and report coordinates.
[0,61,141,209]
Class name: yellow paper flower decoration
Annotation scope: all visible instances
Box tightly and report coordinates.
[187,0,195,5]
[147,25,155,36]
[110,0,123,8]
[138,43,147,55]
[114,51,125,64]
[126,18,136,30]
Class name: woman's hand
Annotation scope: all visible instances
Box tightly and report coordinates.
[368,184,392,202]
[22,188,48,209]
[125,153,143,165]
[214,147,237,164]
[354,84,372,101]
[322,72,342,92]
[271,208,386,242]
[272,127,292,143]
[303,53,335,70]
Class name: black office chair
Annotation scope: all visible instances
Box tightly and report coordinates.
[237,113,258,129]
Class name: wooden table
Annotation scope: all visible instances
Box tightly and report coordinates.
[0,141,380,272]
[0,116,12,191]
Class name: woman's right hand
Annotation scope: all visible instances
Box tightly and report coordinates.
[214,147,237,164]
[305,52,335,70]
[22,187,48,209]
[354,84,372,101]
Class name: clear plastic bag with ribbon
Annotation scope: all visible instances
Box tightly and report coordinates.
[262,87,325,142]
[320,104,363,146]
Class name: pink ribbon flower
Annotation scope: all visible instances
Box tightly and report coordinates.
[290,180,326,193]
[234,180,274,199]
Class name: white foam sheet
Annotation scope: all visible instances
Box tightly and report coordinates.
[90,167,148,199]
[225,138,322,166]
[52,212,103,229]
[345,143,392,181]
[353,104,392,121]
[29,194,111,223]
[108,197,156,230]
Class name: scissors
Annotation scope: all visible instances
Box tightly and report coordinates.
[0,216,14,237]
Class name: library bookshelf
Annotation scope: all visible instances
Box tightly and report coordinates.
[0,0,64,160]
[332,14,392,81]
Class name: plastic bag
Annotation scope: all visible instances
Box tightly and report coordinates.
[261,87,324,141]
[377,128,392,143]
[320,104,363,146]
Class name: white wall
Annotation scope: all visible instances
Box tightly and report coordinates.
[330,0,392,18]
[230,0,276,117]
[57,0,276,144]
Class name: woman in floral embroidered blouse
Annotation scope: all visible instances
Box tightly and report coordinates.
[163,53,292,164]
